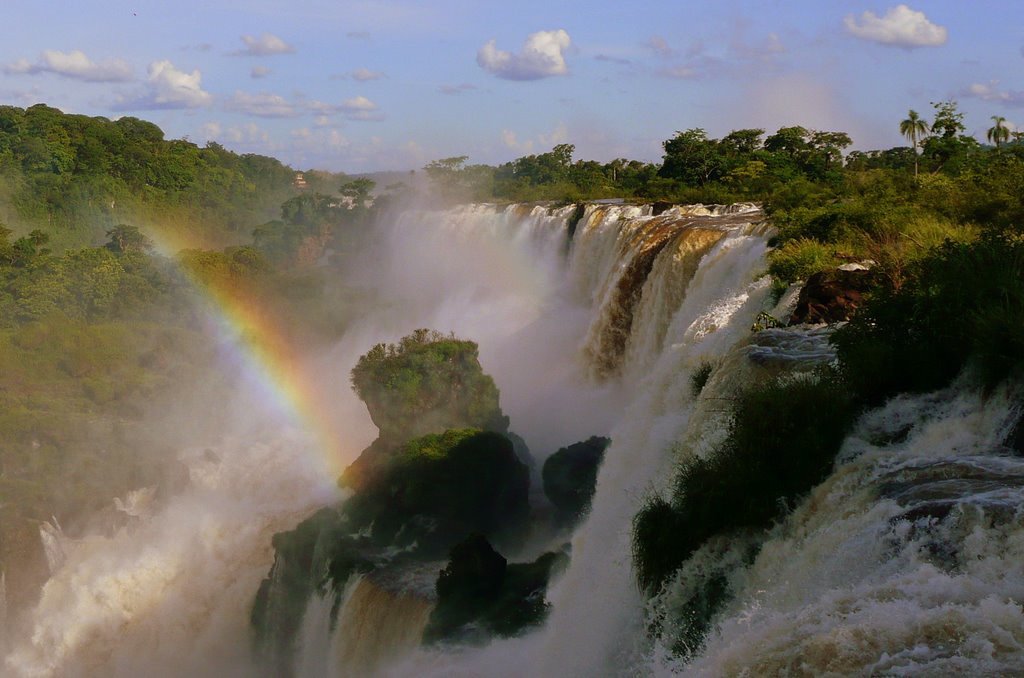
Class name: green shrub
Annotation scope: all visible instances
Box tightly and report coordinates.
[633,374,855,595]
[689,361,714,398]
[767,238,838,284]
[834,232,1024,403]
[345,429,530,552]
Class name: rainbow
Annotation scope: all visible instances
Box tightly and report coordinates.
[146,228,348,478]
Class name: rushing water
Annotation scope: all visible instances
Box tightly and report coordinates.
[5,202,1021,677]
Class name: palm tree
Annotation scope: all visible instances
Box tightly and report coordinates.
[900,109,930,178]
[987,115,1010,149]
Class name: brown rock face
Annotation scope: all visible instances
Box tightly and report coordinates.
[0,517,49,627]
[789,269,872,325]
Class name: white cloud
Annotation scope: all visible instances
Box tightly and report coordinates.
[501,129,531,153]
[477,29,571,81]
[291,127,350,151]
[350,68,385,81]
[251,66,271,79]
[199,121,222,141]
[115,60,212,110]
[340,95,384,121]
[225,122,271,145]
[963,81,1024,108]
[235,33,294,56]
[500,123,568,154]
[844,5,947,48]
[226,91,300,117]
[4,50,133,82]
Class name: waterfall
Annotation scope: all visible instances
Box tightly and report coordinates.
[534,207,773,676]
[10,199,1015,677]
[670,381,1024,675]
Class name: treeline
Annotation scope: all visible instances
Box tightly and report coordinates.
[421,101,1023,212]
[0,104,307,249]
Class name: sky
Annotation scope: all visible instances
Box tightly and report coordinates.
[2,1,1022,172]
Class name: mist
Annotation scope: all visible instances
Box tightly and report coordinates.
[2,197,630,676]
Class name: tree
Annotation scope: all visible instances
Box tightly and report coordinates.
[763,126,811,157]
[721,129,765,156]
[809,131,852,176]
[338,177,375,209]
[987,115,1010,149]
[658,129,724,186]
[921,101,978,174]
[105,224,154,255]
[899,109,930,178]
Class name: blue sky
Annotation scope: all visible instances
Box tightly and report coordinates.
[2,1,1022,172]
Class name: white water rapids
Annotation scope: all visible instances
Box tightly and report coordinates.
[4,202,1022,676]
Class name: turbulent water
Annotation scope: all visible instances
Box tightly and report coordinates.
[5,201,1023,676]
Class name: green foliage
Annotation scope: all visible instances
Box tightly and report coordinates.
[0,104,301,248]
[0,318,208,525]
[690,361,715,398]
[633,374,855,595]
[350,329,509,444]
[833,233,1024,403]
[345,429,530,551]
[767,239,838,285]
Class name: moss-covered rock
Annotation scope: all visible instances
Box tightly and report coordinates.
[346,429,530,552]
[344,329,513,493]
[542,436,610,525]
[424,534,568,644]
[350,329,509,446]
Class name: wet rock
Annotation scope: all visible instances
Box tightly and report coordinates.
[424,535,568,644]
[349,330,509,449]
[345,429,531,552]
[343,330,512,492]
[789,268,872,325]
[542,436,610,526]
[0,516,49,626]
[1006,411,1024,456]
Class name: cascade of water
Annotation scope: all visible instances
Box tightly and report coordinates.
[383,208,773,678]
[37,520,66,576]
[533,219,773,677]
[5,431,339,678]
[667,382,1024,675]
[12,201,892,678]
[2,201,613,677]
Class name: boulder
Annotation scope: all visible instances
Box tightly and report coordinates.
[345,429,531,552]
[542,436,611,525]
[424,534,568,643]
[789,268,872,325]
[349,329,509,447]
[344,329,512,493]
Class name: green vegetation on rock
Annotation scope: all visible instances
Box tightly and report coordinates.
[346,429,530,551]
[350,329,509,445]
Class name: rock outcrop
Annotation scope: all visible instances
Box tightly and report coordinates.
[424,534,568,643]
[542,436,610,525]
[788,267,873,325]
